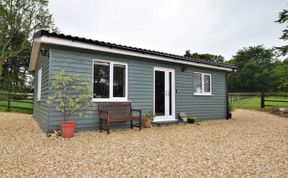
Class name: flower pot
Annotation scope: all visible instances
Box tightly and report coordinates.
[61,121,76,138]
[143,119,152,128]
[179,116,188,122]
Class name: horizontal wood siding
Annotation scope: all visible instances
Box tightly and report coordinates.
[176,67,227,119]
[33,51,50,132]
[47,47,227,131]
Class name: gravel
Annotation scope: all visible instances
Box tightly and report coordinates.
[0,109,287,177]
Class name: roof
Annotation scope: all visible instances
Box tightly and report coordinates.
[29,30,236,71]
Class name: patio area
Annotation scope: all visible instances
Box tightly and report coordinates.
[0,109,287,177]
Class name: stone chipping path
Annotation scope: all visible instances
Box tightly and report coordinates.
[0,109,287,177]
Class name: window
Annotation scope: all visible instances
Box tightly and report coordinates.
[37,68,42,101]
[93,60,127,101]
[194,72,212,95]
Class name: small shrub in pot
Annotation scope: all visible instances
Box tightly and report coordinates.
[47,70,94,138]
[187,116,197,124]
[143,111,154,128]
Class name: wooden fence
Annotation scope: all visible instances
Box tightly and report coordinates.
[0,92,33,112]
[260,93,288,108]
[229,92,288,109]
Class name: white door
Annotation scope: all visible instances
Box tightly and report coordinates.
[154,67,176,122]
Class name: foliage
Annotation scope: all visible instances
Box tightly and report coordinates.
[275,9,288,55]
[47,70,94,122]
[184,50,225,63]
[0,41,32,92]
[0,0,57,80]
[144,111,154,120]
[187,117,196,123]
[228,46,279,92]
[273,59,288,91]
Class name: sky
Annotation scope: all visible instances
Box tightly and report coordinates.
[48,0,287,60]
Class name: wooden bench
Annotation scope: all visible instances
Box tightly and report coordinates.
[98,102,142,134]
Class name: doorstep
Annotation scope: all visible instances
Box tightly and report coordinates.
[152,120,182,127]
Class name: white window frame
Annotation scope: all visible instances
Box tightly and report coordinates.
[92,59,128,102]
[194,72,212,96]
[37,68,42,101]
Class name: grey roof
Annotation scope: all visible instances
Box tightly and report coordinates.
[34,30,236,69]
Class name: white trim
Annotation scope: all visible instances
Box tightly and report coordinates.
[29,42,41,71]
[37,68,42,101]
[153,67,176,122]
[193,72,212,96]
[92,59,128,102]
[29,36,233,71]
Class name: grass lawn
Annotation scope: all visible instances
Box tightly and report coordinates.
[0,92,33,114]
[0,100,33,114]
[231,96,288,109]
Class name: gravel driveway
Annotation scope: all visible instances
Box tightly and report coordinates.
[0,109,287,177]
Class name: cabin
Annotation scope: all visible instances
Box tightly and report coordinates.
[29,30,235,132]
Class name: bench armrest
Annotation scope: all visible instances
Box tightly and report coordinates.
[131,109,142,112]
[131,109,142,117]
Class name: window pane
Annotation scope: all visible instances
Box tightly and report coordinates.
[155,71,165,116]
[204,75,211,93]
[113,64,126,97]
[93,62,110,98]
[194,73,202,93]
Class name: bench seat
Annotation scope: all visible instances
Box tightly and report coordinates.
[98,102,142,134]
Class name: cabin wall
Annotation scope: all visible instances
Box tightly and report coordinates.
[33,49,50,132]
[46,46,227,131]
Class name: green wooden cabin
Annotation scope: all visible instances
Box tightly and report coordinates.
[29,30,235,132]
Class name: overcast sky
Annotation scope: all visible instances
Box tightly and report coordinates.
[49,0,287,60]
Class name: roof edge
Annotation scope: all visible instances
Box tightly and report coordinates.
[29,30,236,71]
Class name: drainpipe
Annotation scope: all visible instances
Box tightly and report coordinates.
[225,72,229,119]
[226,69,235,119]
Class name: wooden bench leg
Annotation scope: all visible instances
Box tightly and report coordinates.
[99,118,102,132]
[107,119,110,134]
[139,117,142,130]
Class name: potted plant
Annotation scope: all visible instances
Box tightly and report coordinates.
[47,70,93,138]
[187,116,196,123]
[143,111,154,128]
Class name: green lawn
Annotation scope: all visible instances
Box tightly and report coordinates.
[231,96,288,109]
[0,100,33,114]
[0,92,33,114]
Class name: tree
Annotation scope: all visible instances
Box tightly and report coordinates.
[0,40,32,92]
[275,8,288,55]
[273,59,288,92]
[184,50,225,63]
[47,70,94,122]
[228,46,277,92]
[0,0,57,73]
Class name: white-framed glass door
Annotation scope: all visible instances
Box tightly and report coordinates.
[153,67,175,122]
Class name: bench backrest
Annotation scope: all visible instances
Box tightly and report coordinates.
[98,102,132,118]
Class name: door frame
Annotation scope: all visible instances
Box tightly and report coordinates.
[153,67,176,122]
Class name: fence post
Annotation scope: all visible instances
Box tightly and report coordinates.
[260,93,265,109]
[7,92,11,112]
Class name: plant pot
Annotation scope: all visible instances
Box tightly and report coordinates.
[179,116,188,122]
[61,121,76,138]
[143,119,152,128]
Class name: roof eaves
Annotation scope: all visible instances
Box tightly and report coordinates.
[33,30,236,70]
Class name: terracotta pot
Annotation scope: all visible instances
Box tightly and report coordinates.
[180,116,188,122]
[143,119,152,128]
[61,121,76,138]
